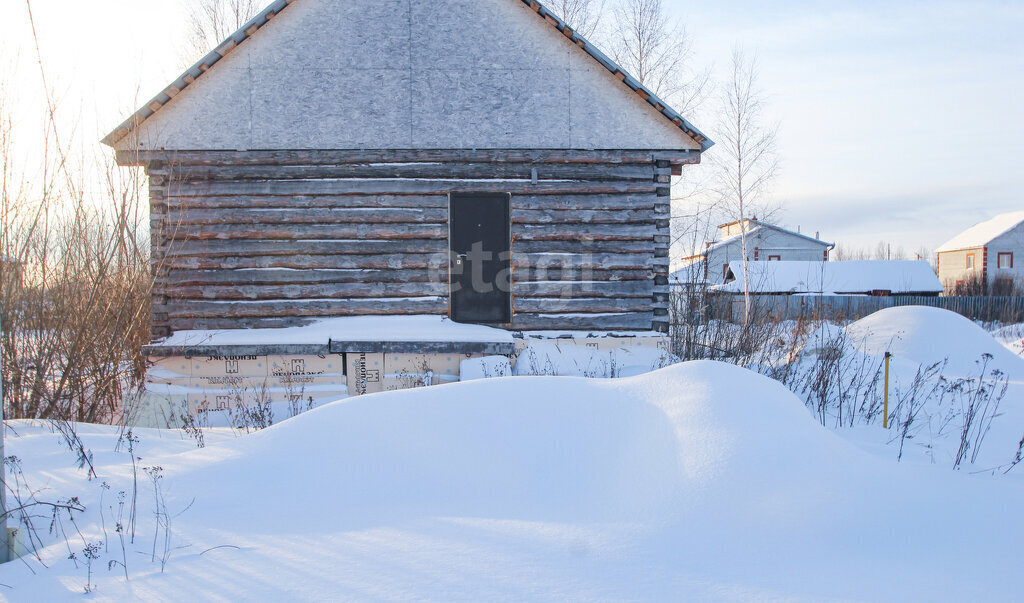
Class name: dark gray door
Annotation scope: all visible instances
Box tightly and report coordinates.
[449,193,511,324]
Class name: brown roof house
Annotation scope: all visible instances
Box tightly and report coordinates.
[104,0,712,423]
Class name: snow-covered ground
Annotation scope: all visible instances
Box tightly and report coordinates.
[2,306,1022,600]
[776,307,1024,472]
[2,357,1023,600]
[989,323,1024,358]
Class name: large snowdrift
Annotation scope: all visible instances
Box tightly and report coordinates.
[786,306,1024,470]
[846,305,1024,377]
[2,361,1022,600]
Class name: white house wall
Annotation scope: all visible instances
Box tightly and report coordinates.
[116,0,701,152]
[937,247,984,289]
[987,223,1024,285]
[705,229,830,284]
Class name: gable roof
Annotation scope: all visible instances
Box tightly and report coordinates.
[102,0,712,152]
[935,211,1024,253]
[693,222,832,258]
[713,261,943,295]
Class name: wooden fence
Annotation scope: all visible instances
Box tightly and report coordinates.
[671,290,1024,324]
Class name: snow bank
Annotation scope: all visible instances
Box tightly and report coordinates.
[160,315,514,347]
[459,355,512,380]
[846,305,1024,377]
[783,306,1024,470]
[2,362,1022,600]
[989,323,1024,358]
[512,341,673,378]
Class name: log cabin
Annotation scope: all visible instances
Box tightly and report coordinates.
[103,0,712,418]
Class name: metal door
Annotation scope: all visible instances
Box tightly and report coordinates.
[449,192,511,324]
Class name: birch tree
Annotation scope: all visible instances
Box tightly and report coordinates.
[547,0,606,39]
[609,0,710,113]
[713,48,779,325]
[184,0,262,60]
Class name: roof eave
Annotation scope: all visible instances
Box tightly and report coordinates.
[103,0,713,154]
[101,0,293,149]
[524,1,713,152]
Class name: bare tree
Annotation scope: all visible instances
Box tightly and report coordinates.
[712,48,779,325]
[184,0,262,61]
[609,0,710,114]
[547,0,606,39]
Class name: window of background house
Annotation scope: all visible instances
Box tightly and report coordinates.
[768,255,781,261]
[998,252,1013,269]
[966,254,975,269]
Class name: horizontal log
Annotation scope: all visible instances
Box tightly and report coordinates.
[165,194,450,210]
[165,297,448,319]
[164,240,446,258]
[165,192,659,212]
[512,209,653,224]
[157,281,448,301]
[161,254,447,271]
[513,268,653,282]
[513,253,653,271]
[514,240,653,255]
[165,207,448,226]
[162,268,447,286]
[513,298,653,314]
[159,310,657,332]
[165,207,654,228]
[167,223,447,241]
[154,163,655,182]
[158,267,653,288]
[165,317,322,331]
[514,281,655,299]
[510,312,654,331]
[514,223,656,241]
[512,193,658,211]
[125,149,698,167]
[167,179,657,197]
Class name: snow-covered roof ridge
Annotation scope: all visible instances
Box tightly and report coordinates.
[936,211,1024,253]
[714,260,943,295]
[102,0,711,152]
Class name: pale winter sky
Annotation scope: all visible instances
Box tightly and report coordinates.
[3,0,1022,256]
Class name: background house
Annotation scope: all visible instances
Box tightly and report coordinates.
[674,219,833,285]
[936,211,1024,295]
[709,260,944,323]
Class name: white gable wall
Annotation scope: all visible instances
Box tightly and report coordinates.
[987,222,1024,287]
[703,229,831,284]
[115,0,701,152]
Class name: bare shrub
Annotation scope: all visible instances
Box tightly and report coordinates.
[1,46,153,428]
[948,354,1009,469]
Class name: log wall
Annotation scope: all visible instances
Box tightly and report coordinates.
[143,150,693,337]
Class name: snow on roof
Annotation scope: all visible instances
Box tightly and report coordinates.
[713,260,943,295]
[935,211,1024,253]
[160,315,514,348]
